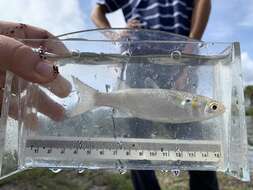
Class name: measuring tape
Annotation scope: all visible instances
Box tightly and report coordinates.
[24,136,223,163]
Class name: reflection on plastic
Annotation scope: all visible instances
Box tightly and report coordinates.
[0,29,249,182]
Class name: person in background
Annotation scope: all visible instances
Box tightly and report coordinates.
[0,21,71,121]
[91,1,219,190]
[91,0,210,40]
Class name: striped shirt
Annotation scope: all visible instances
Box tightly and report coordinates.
[97,0,194,36]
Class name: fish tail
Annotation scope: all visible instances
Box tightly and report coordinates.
[69,76,97,117]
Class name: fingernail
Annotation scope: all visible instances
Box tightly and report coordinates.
[35,61,54,78]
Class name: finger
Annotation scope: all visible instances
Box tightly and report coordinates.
[130,20,141,25]
[23,26,69,56]
[29,86,65,121]
[128,19,140,24]
[10,74,72,98]
[0,92,39,130]
[127,19,141,25]
[129,24,141,29]
[42,38,70,56]
[4,93,40,130]
[7,86,66,122]
[11,75,29,94]
[127,21,141,28]
[8,100,57,130]
[0,21,69,55]
[102,31,121,41]
[43,75,72,98]
[23,113,40,130]
[119,30,130,39]
[0,35,57,84]
[183,41,199,54]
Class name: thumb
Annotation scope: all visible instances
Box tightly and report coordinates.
[0,35,56,84]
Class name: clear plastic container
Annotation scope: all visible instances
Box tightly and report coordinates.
[0,29,249,181]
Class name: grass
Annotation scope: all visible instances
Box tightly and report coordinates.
[0,87,252,189]
[0,169,133,190]
[0,169,252,190]
[246,107,253,116]
[244,86,253,98]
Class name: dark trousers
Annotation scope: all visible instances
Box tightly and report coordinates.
[123,44,218,190]
[131,170,219,190]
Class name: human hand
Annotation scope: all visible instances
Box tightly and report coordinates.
[126,19,142,29]
[175,42,199,91]
[101,19,142,41]
[0,21,71,122]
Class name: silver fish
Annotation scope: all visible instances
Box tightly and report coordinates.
[69,77,225,123]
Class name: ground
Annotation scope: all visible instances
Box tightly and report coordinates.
[0,169,252,190]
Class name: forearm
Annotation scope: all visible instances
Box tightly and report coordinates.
[189,0,211,40]
[91,5,111,28]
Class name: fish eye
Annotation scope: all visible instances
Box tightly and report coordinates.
[181,98,192,106]
[185,98,191,103]
[209,102,218,111]
[212,105,217,110]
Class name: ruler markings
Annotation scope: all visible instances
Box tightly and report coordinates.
[24,137,223,162]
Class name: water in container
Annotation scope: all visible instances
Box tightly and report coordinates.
[0,29,249,181]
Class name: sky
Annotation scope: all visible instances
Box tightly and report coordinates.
[0,0,252,86]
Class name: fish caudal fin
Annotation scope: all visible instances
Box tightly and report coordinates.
[69,76,97,117]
